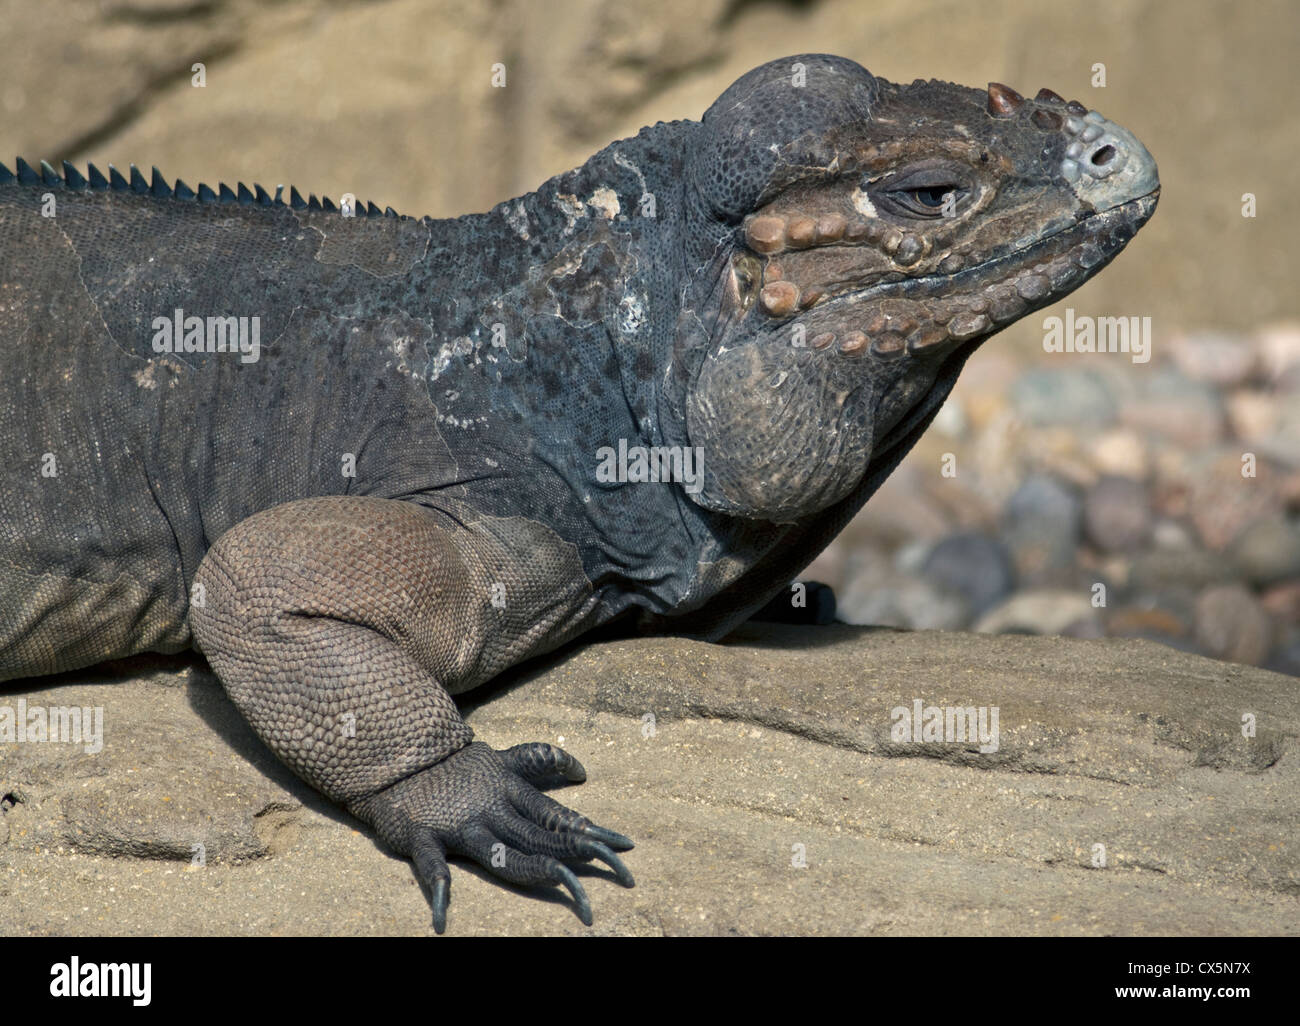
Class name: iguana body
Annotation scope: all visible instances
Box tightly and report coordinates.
[0,55,1158,930]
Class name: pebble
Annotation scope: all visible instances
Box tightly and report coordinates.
[1253,322,1300,383]
[1264,639,1300,677]
[1087,427,1149,480]
[1260,580,1300,625]
[1228,515,1300,587]
[1275,363,1300,393]
[1151,518,1196,551]
[1254,402,1300,469]
[1062,617,1106,639]
[1119,369,1226,448]
[1193,585,1273,666]
[1171,332,1256,387]
[1011,368,1116,426]
[849,469,954,545]
[894,539,933,575]
[829,337,1300,676]
[1127,549,1235,592]
[1082,475,1152,553]
[931,397,968,436]
[1002,475,1082,583]
[1225,390,1278,443]
[920,533,1017,616]
[1105,605,1191,641]
[965,391,1012,434]
[1147,446,1200,520]
[838,574,971,631]
[1126,588,1199,624]
[1188,454,1287,551]
[1020,426,1098,488]
[1106,599,1203,654]
[973,590,1100,636]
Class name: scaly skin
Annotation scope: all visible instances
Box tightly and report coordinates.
[0,55,1158,930]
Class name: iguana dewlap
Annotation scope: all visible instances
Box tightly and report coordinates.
[0,55,1158,931]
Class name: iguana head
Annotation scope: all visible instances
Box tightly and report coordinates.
[670,54,1158,523]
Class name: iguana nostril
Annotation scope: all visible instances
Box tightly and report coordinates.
[1092,145,1117,166]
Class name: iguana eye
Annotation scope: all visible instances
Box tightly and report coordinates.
[882,183,964,218]
[911,186,953,208]
[868,161,972,220]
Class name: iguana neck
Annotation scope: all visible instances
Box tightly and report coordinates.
[407,121,693,444]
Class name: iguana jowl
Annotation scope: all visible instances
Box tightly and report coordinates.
[0,55,1158,931]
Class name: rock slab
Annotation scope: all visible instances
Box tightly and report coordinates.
[2,626,1295,936]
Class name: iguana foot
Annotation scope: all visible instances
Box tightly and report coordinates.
[352,741,634,933]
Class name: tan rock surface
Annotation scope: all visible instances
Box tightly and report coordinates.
[2,626,1295,935]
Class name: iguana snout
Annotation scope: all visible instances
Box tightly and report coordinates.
[677,57,1159,522]
[727,79,1160,357]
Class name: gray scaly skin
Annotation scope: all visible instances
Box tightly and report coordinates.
[0,55,1158,931]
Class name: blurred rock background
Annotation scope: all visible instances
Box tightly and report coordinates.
[2,0,1297,672]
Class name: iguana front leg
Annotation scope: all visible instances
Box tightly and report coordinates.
[189,495,633,932]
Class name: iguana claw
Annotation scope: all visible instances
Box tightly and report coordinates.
[354,741,634,933]
[430,878,450,934]
[582,824,635,851]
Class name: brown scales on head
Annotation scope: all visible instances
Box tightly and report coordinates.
[986,81,1025,116]
[720,76,1157,364]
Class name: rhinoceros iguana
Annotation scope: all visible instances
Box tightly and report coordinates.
[0,54,1158,931]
